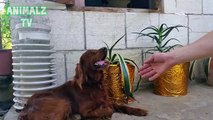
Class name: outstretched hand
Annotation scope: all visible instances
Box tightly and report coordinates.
[138,53,175,81]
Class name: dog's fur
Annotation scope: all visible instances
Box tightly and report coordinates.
[18,47,147,120]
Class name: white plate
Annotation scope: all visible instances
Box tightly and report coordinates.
[13,74,56,79]
[12,50,55,56]
[13,69,55,73]
[12,62,54,66]
[13,65,54,70]
[12,44,53,50]
[12,44,51,47]
[12,56,54,60]
[13,97,27,104]
[12,50,54,53]
[13,91,33,98]
[13,68,55,73]
[13,83,56,91]
[12,38,50,44]
[13,79,56,85]
[18,32,50,40]
[13,103,24,110]
[12,57,54,63]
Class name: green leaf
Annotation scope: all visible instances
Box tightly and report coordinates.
[136,33,156,40]
[124,58,139,69]
[145,48,159,54]
[163,44,183,52]
[134,76,142,92]
[109,35,125,60]
[159,23,167,32]
[189,60,196,80]
[139,26,159,33]
[103,41,110,50]
[156,46,163,52]
[111,54,117,63]
[154,36,161,45]
[162,25,184,40]
[203,57,211,79]
[161,38,181,48]
[117,54,132,98]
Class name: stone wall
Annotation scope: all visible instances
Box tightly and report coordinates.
[10,0,213,86]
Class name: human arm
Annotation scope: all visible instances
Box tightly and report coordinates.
[139,31,213,81]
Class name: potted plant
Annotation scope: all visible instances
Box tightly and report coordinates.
[135,23,189,96]
[0,3,12,76]
[189,57,213,86]
[103,35,139,104]
[0,3,13,113]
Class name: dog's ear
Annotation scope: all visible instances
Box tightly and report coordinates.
[74,63,84,90]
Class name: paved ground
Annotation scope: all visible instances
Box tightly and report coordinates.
[4,81,213,120]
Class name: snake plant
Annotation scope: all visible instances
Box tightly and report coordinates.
[103,35,139,99]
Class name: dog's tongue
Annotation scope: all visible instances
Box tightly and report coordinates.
[95,60,106,66]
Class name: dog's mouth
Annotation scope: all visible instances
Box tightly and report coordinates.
[94,60,109,70]
[94,47,108,70]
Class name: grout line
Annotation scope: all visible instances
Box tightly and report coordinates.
[124,12,127,48]
[83,11,87,50]
[187,15,190,45]
[64,53,68,81]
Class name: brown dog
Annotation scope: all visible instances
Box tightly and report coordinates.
[18,47,147,120]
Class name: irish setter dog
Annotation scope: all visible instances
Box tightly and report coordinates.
[18,47,147,120]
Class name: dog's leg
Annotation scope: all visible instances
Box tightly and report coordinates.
[113,104,148,116]
[80,107,113,119]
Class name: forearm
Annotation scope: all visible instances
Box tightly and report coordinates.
[168,31,213,65]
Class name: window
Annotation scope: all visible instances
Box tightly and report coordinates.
[85,0,159,9]
[50,0,160,10]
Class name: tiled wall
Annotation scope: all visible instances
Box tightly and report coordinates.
[11,0,213,86]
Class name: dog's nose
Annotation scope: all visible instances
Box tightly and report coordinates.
[101,47,107,52]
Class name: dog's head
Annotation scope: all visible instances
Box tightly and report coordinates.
[74,47,108,89]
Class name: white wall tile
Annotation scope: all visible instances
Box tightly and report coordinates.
[189,32,207,44]
[126,12,159,48]
[176,0,202,14]
[52,53,66,86]
[203,0,213,14]
[162,0,176,14]
[66,51,85,80]
[160,14,188,46]
[189,15,213,32]
[85,11,125,49]
[48,10,84,50]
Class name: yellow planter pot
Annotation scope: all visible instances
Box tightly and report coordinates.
[154,63,189,96]
[103,63,135,104]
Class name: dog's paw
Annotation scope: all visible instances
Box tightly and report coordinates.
[135,108,148,116]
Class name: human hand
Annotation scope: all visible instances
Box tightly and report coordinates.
[138,53,175,81]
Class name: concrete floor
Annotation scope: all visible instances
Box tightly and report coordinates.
[3,81,213,120]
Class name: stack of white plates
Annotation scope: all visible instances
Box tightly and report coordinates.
[12,23,56,110]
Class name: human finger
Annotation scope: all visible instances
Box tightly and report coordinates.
[148,73,161,81]
[139,64,150,72]
[138,66,153,75]
[144,56,154,64]
[141,70,157,79]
